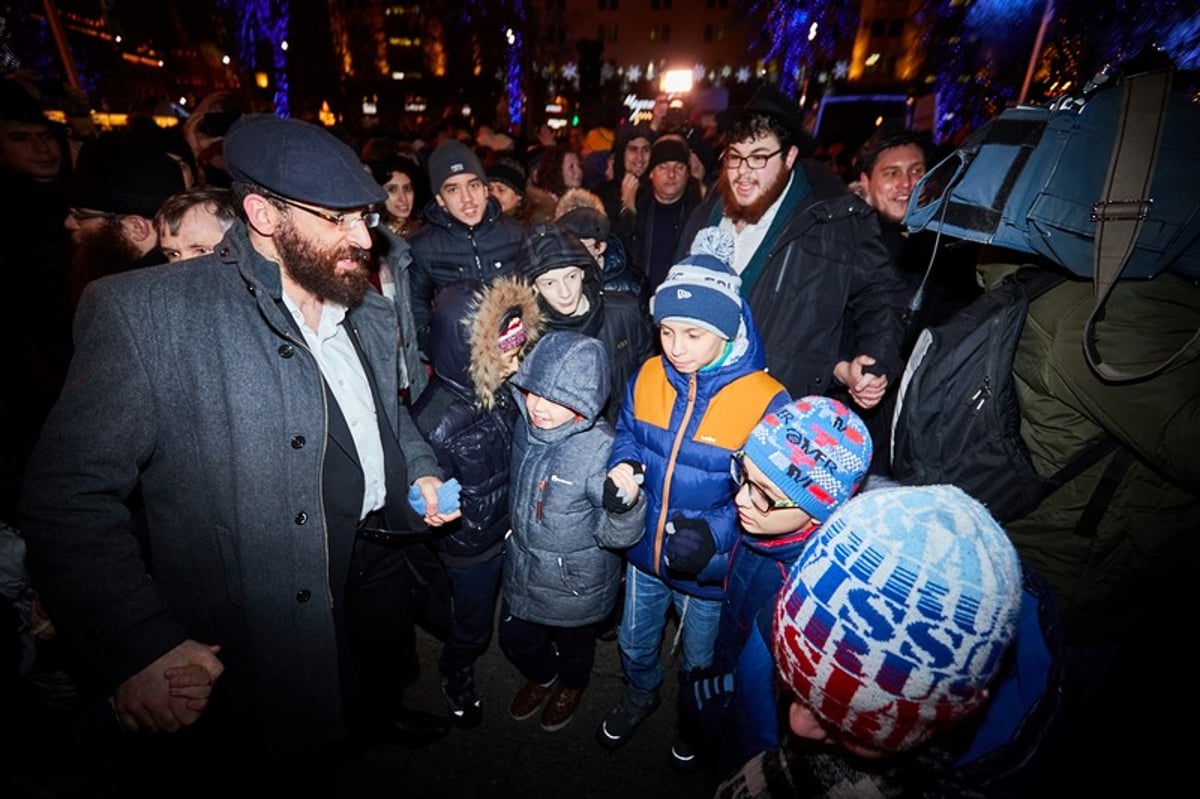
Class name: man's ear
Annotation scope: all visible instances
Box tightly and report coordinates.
[242,193,282,236]
[124,215,157,245]
[434,192,447,209]
[596,240,608,256]
[788,700,829,742]
[784,144,800,171]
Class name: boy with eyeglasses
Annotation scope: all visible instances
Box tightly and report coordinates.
[683,396,871,777]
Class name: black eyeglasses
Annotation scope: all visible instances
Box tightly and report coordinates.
[730,451,800,514]
[266,192,380,231]
[68,208,122,222]
[721,149,783,171]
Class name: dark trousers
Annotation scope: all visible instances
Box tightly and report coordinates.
[344,536,450,725]
[498,600,596,690]
[438,551,503,680]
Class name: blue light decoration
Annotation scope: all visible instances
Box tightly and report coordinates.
[219,0,290,117]
[746,0,860,97]
[506,0,526,130]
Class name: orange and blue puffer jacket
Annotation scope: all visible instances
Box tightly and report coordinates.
[609,303,790,600]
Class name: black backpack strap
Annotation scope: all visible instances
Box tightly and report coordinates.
[1042,435,1118,496]
[1073,443,1137,538]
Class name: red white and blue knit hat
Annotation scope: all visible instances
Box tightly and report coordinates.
[651,227,742,340]
[742,396,871,523]
[773,485,1022,753]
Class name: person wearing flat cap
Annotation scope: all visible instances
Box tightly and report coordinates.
[677,85,910,417]
[18,114,464,780]
[407,139,524,356]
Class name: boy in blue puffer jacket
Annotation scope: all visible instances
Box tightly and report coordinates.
[596,228,790,766]
[410,277,542,728]
[500,331,647,733]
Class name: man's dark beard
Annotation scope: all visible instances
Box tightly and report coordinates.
[718,165,792,226]
[275,221,373,308]
[69,217,144,302]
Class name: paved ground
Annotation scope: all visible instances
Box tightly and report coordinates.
[335,620,721,799]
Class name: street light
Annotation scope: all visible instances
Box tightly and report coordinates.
[661,69,692,94]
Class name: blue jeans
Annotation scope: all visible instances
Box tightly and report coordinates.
[617,563,722,697]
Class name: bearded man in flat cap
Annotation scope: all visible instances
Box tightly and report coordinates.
[18,115,460,780]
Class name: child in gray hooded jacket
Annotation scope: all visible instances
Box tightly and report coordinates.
[500,330,647,733]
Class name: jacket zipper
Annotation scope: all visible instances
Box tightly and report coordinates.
[652,372,697,577]
[536,478,546,521]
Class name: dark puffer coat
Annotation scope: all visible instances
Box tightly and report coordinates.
[408,195,525,352]
[411,278,543,562]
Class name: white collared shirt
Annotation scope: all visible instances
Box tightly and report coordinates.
[283,293,387,520]
[720,170,796,276]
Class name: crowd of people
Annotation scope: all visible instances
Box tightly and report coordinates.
[2,68,1196,799]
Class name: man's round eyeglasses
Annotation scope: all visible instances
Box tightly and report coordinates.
[730,451,800,514]
[267,192,380,231]
[721,149,783,171]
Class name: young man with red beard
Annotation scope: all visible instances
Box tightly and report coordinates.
[18,115,462,791]
[677,87,910,412]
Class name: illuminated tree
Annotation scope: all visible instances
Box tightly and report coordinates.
[219,0,290,116]
[744,0,860,97]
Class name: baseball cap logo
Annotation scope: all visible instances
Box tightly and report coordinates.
[676,288,692,299]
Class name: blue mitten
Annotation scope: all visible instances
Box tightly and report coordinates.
[663,516,716,576]
[407,478,461,516]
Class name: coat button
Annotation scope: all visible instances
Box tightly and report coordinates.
[294,511,308,525]
[219,247,230,258]
[291,435,306,449]
[296,589,311,603]
[279,344,295,358]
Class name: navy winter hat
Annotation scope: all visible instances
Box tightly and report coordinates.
[429,140,487,193]
[225,114,386,208]
[649,138,690,171]
[652,227,742,340]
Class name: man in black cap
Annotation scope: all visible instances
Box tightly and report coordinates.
[65,133,188,305]
[408,139,524,355]
[19,114,461,786]
[678,85,910,411]
[614,136,704,297]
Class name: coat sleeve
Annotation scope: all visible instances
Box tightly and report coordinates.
[844,213,910,382]
[396,402,441,482]
[407,240,436,355]
[18,280,188,692]
[607,364,647,469]
[597,494,648,550]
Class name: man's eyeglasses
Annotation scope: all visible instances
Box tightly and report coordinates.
[267,193,380,231]
[721,149,783,171]
[68,208,122,222]
[730,451,800,514]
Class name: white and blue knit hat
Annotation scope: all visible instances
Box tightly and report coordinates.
[651,227,742,340]
[773,485,1022,753]
[742,396,872,524]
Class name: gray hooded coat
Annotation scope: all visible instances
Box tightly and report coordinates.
[505,331,645,626]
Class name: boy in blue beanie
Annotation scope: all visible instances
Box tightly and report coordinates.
[596,227,790,766]
[684,396,872,774]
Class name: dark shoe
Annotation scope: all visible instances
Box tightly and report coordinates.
[669,738,700,772]
[596,689,660,750]
[540,684,585,732]
[510,677,558,721]
[442,668,483,729]
[380,709,452,748]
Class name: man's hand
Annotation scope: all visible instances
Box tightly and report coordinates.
[620,174,639,213]
[414,475,462,527]
[833,354,889,410]
[109,640,224,732]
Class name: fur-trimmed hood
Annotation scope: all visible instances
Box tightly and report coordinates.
[469,277,543,409]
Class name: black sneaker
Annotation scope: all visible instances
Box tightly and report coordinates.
[596,691,660,750]
[441,669,483,729]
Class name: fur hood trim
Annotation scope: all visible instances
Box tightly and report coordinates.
[469,277,544,409]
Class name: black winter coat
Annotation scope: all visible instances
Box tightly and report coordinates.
[408,196,524,352]
[678,161,910,399]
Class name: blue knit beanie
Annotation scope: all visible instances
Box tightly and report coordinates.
[651,227,742,340]
[742,396,872,523]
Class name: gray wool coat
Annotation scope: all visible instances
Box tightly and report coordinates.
[504,331,645,627]
[17,223,438,749]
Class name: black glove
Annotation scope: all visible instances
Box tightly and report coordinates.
[603,460,645,513]
[664,516,716,577]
